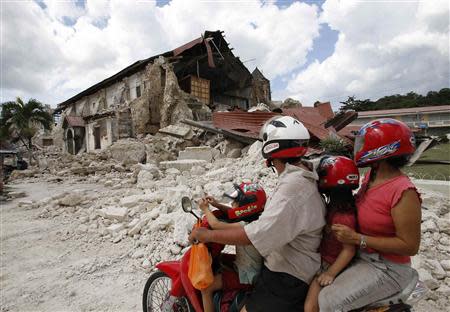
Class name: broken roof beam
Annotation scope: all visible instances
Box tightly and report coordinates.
[407,138,437,166]
[181,119,256,145]
[324,111,358,131]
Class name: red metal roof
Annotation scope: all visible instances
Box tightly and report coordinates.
[213,111,277,139]
[212,107,347,142]
[357,105,450,117]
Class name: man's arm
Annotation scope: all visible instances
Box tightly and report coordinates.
[189,227,252,246]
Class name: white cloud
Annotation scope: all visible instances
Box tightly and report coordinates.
[43,0,85,23]
[1,0,320,107]
[3,0,447,110]
[286,0,450,109]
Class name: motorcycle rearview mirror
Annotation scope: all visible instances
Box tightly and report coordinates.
[181,196,200,220]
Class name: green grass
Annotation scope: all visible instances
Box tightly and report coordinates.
[403,143,450,181]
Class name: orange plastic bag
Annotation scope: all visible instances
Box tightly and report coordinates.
[188,224,214,290]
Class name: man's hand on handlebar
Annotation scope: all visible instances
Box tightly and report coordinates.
[189,227,211,244]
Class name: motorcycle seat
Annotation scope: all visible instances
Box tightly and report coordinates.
[365,269,419,308]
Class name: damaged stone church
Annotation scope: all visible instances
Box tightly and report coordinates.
[55,30,271,155]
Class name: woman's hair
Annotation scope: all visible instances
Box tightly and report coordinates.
[385,155,410,169]
[323,187,356,214]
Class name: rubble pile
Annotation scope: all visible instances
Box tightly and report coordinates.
[6,137,450,311]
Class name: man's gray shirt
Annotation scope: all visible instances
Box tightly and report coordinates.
[245,163,326,283]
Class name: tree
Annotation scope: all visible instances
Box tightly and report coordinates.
[319,136,352,158]
[0,97,53,163]
[339,96,374,112]
[339,88,450,111]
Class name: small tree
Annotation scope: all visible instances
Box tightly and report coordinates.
[0,97,53,163]
[319,135,352,158]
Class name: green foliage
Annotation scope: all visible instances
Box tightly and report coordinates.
[319,136,352,158]
[339,88,450,112]
[0,97,53,147]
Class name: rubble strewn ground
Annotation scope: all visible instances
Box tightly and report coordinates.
[1,137,449,311]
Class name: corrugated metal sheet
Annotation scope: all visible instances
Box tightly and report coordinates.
[212,111,278,139]
[212,107,347,142]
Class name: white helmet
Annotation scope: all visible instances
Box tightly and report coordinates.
[260,115,310,160]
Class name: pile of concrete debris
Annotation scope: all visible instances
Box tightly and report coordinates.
[8,126,245,189]
[7,135,450,311]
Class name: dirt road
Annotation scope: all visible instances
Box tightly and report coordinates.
[1,181,147,311]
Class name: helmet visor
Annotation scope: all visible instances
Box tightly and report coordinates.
[354,135,365,157]
[223,184,243,202]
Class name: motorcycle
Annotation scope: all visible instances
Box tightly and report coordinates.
[143,197,427,312]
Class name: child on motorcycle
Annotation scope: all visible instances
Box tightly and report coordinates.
[304,156,359,312]
[198,182,266,312]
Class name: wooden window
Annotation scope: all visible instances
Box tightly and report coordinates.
[136,85,141,98]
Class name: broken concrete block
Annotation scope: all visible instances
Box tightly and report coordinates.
[120,195,143,208]
[127,218,140,229]
[227,148,241,158]
[158,124,192,139]
[178,146,213,162]
[7,191,27,199]
[59,194,84,207]
[136,170,155,189]
[166,168,181,175]
[127,212,154,235]
[107,139,146,165]
[101,207,128,222]
[190,165,205,176]
[107,223,125,234]
[18,200,33,207]
[424,259,447,280]
[159,159,207,172]
[417,268,439,290]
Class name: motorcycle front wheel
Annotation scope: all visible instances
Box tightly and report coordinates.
[142,271,192,312]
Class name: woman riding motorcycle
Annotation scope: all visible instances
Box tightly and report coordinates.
[319,119,422,311]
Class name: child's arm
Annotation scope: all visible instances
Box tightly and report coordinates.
[204,208,242,230]
[317,243,355,287]
[205,196,231,212]
[198,198,241,230]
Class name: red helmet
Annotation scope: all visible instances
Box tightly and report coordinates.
[223,182,266,222]
[318,156,360,190]
[354,119,416,167]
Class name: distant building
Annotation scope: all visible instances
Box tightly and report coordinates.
[54,30,271,154]
[349,105,450,136]
[251,67,271,105]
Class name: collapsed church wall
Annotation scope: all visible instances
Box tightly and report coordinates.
[59,56,211,154]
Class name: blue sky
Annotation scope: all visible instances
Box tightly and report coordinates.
[2,0,448,109]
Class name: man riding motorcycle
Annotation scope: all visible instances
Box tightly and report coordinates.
[189,116,326,312]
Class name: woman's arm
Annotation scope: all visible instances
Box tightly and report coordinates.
[332,189,421,256]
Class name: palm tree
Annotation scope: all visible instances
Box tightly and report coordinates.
[0,97,53,163]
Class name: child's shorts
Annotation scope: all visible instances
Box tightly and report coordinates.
[221,269,252,291]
